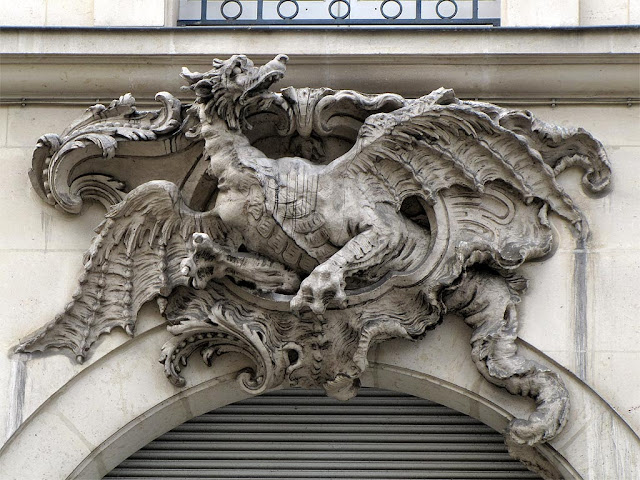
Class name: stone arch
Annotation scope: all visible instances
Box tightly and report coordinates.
[0,319,637,479]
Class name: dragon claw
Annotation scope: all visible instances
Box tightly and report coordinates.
[180,233,227,289]
[290,263,346,314]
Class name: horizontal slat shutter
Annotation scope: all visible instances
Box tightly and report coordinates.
[106,388,541,479]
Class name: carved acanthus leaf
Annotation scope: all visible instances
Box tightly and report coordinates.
[30,92,186,214]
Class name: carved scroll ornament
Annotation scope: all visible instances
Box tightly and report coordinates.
[17,55,610,453]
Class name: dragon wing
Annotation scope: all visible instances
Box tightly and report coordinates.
[16,181,225,363]
[328,88,610,238]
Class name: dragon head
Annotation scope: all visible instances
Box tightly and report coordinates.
[182,54,288,130]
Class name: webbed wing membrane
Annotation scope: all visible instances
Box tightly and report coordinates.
[16,181,225,362]
[331,88,610,238]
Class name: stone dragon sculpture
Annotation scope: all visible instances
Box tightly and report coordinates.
[17,55,610,456]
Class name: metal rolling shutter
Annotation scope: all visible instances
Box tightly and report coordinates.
[106,388,542,479]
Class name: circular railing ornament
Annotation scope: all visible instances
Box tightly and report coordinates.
[328,0,350,19]
[220,0,243,20]
[380,0,402,20]
[435,0,458,19]
[277,0,300,20]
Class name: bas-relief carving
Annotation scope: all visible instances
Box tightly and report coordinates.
[16,55,610,459]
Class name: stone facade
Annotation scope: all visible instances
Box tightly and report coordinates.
[0,3,639,479]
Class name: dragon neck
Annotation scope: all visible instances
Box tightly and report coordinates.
[198,105,266,180]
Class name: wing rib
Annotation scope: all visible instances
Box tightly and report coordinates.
[16,181,222,362]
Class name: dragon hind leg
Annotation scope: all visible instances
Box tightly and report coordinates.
[443,269,569,446]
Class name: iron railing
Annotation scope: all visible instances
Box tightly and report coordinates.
[178,0,500,27]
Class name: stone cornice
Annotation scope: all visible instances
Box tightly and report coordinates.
[2,26,638,57]
[0,27,638,99]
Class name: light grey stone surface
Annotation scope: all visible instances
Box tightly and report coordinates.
[1,28,638,103]
[14,56,613,465]
[3,316,638,480]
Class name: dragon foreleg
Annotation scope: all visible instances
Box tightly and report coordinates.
[443,269,569,446]
[291,222,404,314]
[291,204,429,314]
[181,233,300,293]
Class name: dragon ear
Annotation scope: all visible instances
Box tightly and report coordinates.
[223,55,245,75]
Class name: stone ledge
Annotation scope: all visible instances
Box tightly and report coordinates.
[1,27,638,99]
[1,26,638,57]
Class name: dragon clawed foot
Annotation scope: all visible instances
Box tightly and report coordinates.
[181,233,227,289]
[182,233,301,293]
[291,263,347,314]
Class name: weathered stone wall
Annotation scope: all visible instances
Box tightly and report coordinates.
[503,0,640,26]
[1,0,639,26]
[517,104,640,430]
[0,0,171,26]
[0,25,638,478]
